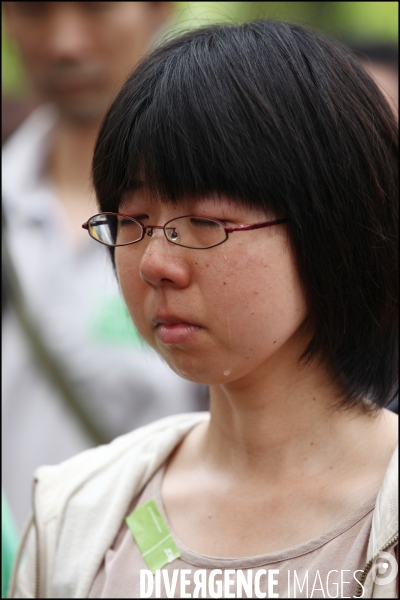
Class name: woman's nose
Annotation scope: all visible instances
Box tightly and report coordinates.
[139,233,191,289]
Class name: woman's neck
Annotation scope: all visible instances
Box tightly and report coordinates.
[202,354,380,483]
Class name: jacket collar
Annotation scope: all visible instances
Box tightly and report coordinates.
[34,413,209,598]
[367,444,398,560]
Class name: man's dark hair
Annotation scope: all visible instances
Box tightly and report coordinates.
[92,20,398,410]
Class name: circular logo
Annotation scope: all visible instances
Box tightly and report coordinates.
[371,550,398,586]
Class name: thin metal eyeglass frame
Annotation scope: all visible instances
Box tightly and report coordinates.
[82,212,288,249]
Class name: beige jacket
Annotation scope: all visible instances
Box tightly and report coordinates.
[9,413,398,598]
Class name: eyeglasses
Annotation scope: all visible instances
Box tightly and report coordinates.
[82,213,288,250]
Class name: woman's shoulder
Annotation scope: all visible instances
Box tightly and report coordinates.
[362,434,398,599]
[10,412,209,599]
[371,432,398,547]
[35,412,209,509]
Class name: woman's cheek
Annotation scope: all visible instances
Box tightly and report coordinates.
[116,256,149,336]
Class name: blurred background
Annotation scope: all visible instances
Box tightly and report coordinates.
[2,2,399,121]
[1,3,398,592]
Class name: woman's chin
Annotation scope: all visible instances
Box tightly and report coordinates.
[161,355,243,386]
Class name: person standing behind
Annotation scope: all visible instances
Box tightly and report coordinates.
[2,2,203,533]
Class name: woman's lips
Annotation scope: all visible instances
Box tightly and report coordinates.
[156,323,201,344]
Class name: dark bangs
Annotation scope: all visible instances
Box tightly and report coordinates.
[92,21,320,216]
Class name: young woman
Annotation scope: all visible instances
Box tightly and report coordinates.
[11,19,397,599]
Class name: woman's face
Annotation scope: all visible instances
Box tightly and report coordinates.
[116,191,308,386]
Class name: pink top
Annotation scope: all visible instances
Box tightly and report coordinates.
[90,464,375,598]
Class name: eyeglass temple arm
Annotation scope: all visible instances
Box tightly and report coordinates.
[82,223,89,230]
[224,218,288,232]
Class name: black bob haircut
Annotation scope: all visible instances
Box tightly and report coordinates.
[92,20,398,410]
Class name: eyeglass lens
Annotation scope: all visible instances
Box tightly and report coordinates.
[164,217,226,248]
[88,214,143,246]
[88,215,227,249]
